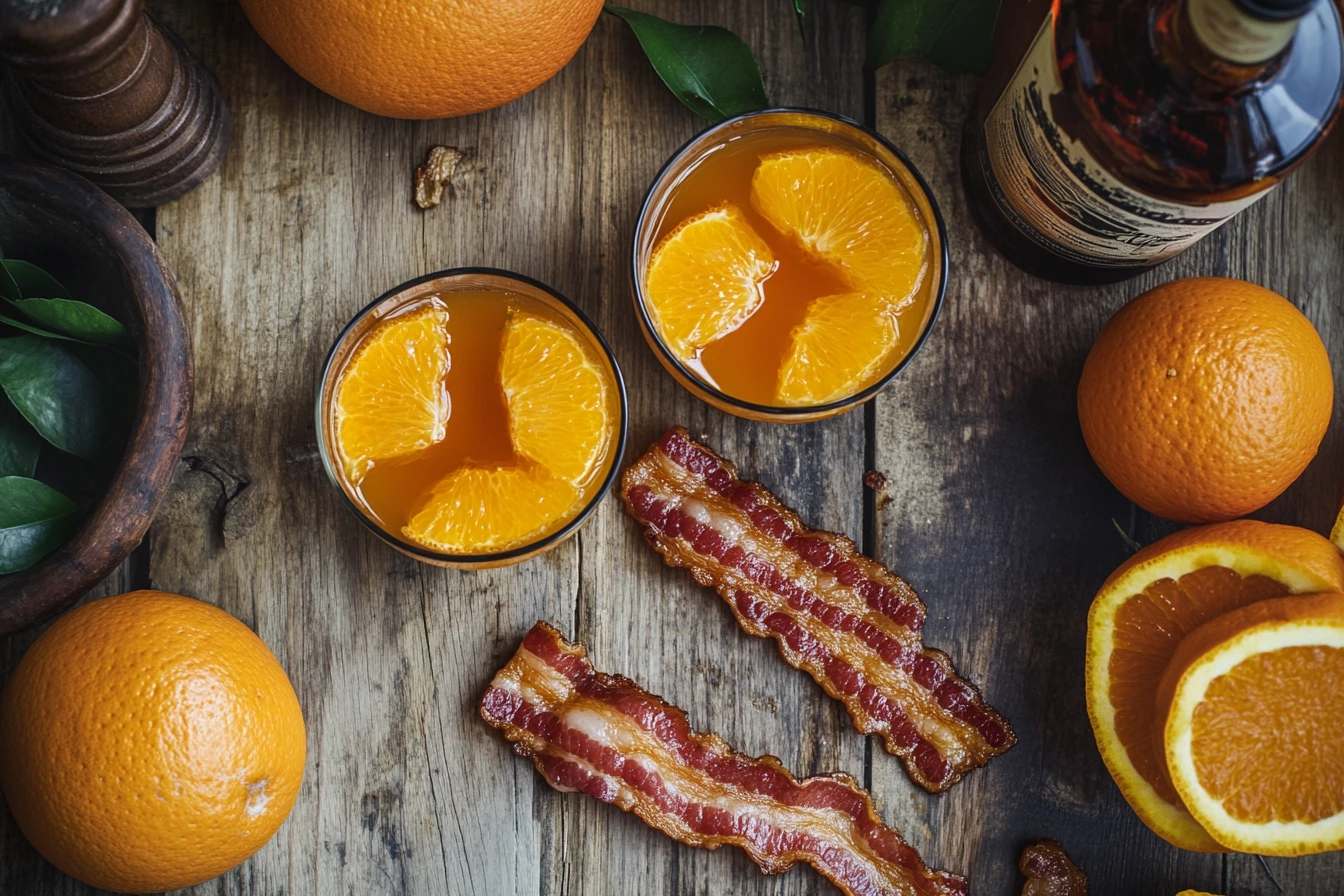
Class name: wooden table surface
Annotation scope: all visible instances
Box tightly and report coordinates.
[3,2,1342,894]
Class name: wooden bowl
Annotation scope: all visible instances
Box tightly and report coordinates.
[0,156,192,634]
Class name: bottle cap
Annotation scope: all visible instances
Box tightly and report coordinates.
[1234,0,1316,21]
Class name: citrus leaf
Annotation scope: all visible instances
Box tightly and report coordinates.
[0,310,78,342]
[605,5,769,121]
[794,0,807,44]
[2,259,72,300]
[867,0,1000,74]
[0,476,81,574]
[0,263,19,303]
[0,335,111,463]
[11,299,128,346]
[0,396,41,477]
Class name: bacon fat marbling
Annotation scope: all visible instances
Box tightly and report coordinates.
[481,621,967,896]
[1019,840,1088,896]
[621,426,1014,791]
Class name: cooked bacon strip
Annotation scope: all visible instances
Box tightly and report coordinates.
[621,427,1014,791]
[481,621,967,896]
[1019,840,1088,896]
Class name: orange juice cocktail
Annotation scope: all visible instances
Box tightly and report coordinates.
[317,269,626,568]
[633,108,946,422]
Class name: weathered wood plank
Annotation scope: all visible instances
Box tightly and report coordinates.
[872,56,1344,896]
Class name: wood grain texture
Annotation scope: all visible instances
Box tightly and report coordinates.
[1,2,1341,895]
[872,58,1344,896]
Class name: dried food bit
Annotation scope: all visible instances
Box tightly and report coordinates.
[481,621,968,896]
[621,426,1015,792]
[1020,840,1088,896]
[414,145,465,209]
[863,470,890,492]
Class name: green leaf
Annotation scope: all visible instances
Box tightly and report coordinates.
[0,310,79,342]
[0,396,41,477]
[0,264,19,303]
[605,6,770,121]
[0,476,81,574]
[0,336,111,463]
[868,0,1001,74]
[2,259,72,300]
[794,0,807,44]
[11,299,128,346]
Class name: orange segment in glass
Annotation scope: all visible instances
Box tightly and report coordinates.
[1085,520,1344,851]
[644,203,775,362]
[402,466,577,554]
[1159,592,1344,856]
[333,306,450,483]
[776,292,898,406]
[751,148,927,308]
[501,313,610,485]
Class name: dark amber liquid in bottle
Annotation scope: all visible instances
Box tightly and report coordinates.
[962,0,1344,283]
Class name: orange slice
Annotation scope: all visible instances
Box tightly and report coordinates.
[776,292,898,406]
[402,467,577,554]
[334,306,450,483]
[1176,892,1221,896]
[500,313,611,485]
[750,148,927,308]
[1332,495,1344,553]
[1159,592,1344,856]
[1085,520,1344,851]
[644,203,774,362]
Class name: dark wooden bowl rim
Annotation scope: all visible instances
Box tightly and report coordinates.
[0,155,193,635]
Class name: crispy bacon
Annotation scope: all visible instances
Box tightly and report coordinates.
[1019,840,1088,896]
[481,621,967,896]
[620,427,1014,792]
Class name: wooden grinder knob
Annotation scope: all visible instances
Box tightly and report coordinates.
[0,0,229,206]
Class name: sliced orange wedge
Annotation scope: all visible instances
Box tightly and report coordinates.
[1085,520,1344,851]
[644,203,774,362]
[1159,592,1344,856]
[501,313,611,485]
[334,305,450,483]
[750,148,927,308]
[1332,495,1344,553]
[402,467,577,554]
[776,292,898,406]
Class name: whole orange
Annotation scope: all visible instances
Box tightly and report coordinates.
[0,591,306,893]
[1078,277,1333,524]
[238,0,606,119]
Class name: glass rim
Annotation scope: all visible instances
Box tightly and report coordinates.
[630,106,950,418]
[315,266,629,566]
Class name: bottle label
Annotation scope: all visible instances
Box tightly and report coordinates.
[982,18,1266,268]
[1188,0,1299,63]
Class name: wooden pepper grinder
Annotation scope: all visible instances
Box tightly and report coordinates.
[0,0,229,207]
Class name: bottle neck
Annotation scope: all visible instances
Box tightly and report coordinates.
[1182,0,1305,64]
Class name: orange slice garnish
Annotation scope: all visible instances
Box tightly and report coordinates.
[776,292,898,406]
[500,313,611,485]
[333,306,449,483]
[1332,494,1344,553]
[750,148,927,308]
[1159,592,1344,856]
[402,467,577,554]
[1085,520,1344,851]
[644,203,774,362]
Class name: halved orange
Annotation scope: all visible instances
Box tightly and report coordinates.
[500,313,611,485]
[750,148,927,308]
[1159,592,1344,856]
[644,203,774,362]
[776,292,898,406]
[402,466,577,554]
[334,305,450,483]
[1085,520,1344,851]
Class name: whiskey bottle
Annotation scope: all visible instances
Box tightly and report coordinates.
[961,0,1344,283]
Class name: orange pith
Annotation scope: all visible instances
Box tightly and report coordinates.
[501,312,611,485]
[750,148,928,307]
[1085,520,1344,851]
[0,591,306,893]
[1077,277,1333,524]
[334,305,449,484]
[237,0,605,119]
[644,203,775,363]
[776,292,899,405]
[1160,593,1344,855]
[402,466,578,554]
